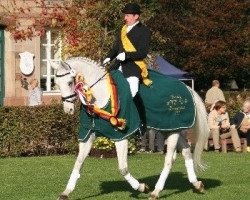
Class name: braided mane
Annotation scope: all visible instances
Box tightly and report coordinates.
[66,57,100,66]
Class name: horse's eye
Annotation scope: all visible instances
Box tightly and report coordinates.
[68,81,73,86]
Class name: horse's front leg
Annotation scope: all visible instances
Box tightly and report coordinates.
[58,133,96,200]
[115,139,149,193]
[149,132,179,200]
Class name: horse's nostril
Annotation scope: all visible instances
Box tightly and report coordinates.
[69,108,74,114]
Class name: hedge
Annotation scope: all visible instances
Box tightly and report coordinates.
[224,91,250,117]
[0,91,249,157]
[0,103,138,157]
[0,104,79,157]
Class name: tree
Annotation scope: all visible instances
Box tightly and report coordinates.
[148,0,249,89]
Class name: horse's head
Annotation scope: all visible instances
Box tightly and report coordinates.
[51,57,111,114]
[51,60,77,114]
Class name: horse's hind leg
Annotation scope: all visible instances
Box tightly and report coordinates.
[115,139,149,193]
[176,130,204,193]
[182,147,204,193]
[149,132,179,200]
[58,133,96,200]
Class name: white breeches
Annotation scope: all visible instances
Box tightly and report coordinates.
[118,66,139,97]
[126,77,139,97]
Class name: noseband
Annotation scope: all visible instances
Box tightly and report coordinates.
[61,93,77,103]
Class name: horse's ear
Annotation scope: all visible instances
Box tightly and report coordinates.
[50,60,60,70]
[61,61,70,70]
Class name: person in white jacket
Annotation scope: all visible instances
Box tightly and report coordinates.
[28,78,43,106]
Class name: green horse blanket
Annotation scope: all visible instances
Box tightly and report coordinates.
[79,70,195,142]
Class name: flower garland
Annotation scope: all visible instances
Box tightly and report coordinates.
[74,73,126,130]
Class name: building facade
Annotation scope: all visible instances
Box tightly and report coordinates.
[0,0,64,106]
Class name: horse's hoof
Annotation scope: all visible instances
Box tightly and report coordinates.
[138,183,150,193]
[148,192,159,200]
[57,195,69,200]
[194,181,205,193]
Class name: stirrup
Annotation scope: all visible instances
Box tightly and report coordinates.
[138,123,147,135]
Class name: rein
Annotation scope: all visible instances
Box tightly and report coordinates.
[89,71,109,89]
[89,59,119,89]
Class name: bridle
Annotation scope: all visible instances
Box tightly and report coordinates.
[55,62,77,104]
[54,59,117,104]
[60,93,77,103]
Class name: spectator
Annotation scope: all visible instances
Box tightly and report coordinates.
[207,100,241,152]
[205,80,225,112]
[139,129,156,153]
[139,129,167,153]
[28,78,43,106]
[155,131,166,153]
[231,98,250,152]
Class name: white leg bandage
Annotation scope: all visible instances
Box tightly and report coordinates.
[66,169,80,191]
[172,150,177,162]
[185,159,198,183]
[126,77,139,97]
[155,167,170,191]
[124,173,140,190]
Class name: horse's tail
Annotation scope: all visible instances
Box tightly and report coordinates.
[188,87,210,172]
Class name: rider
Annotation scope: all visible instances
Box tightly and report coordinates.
[103,3,151,133]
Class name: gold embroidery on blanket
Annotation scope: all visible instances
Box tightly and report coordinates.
[166,95,188,115]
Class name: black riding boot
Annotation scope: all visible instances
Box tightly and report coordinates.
[133,93,147,135]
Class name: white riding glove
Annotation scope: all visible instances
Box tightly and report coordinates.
[116,52,126,61]
[103,58,111,65]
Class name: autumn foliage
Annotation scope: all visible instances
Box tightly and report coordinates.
[0,0,94,57]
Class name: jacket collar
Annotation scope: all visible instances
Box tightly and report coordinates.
[127,21,140,33]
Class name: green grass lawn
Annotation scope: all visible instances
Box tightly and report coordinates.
[0,152,250,200]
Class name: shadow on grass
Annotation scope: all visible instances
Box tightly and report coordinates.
[74,172,221,199]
